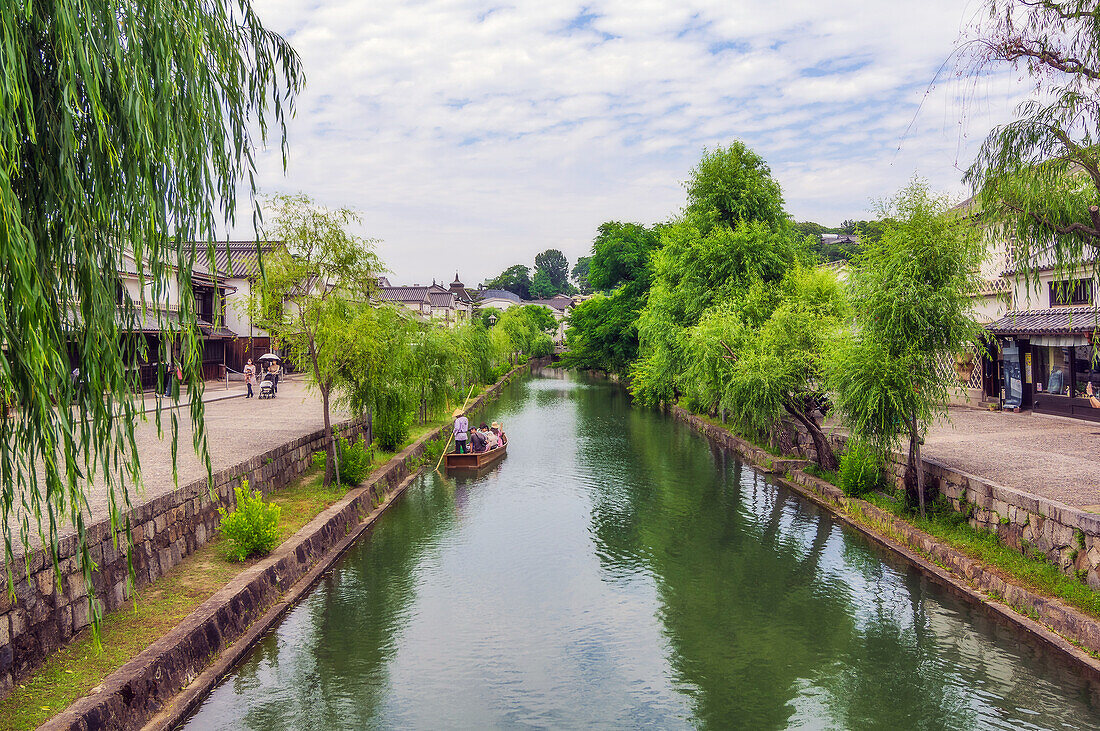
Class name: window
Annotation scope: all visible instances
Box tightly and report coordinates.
[1034,345,1071,395]
[1074,345,1100,398]
[1049,279,1092,306]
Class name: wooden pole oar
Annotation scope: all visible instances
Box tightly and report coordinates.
[436,384,476,472]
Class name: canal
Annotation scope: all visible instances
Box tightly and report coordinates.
[184,373,1100,729]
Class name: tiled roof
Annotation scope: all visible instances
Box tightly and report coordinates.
[479,289,522,303]
[428,291,455,308]
[210,241,279,278]
[986,306,1100,335]
[198,319,238,339]
[378,286,430,303]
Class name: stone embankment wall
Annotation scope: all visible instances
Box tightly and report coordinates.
[886,458,1100,590]
[669,403,1100,669]
[46,359,534,730]
[720,402,1100,591]
[0,414,372,696]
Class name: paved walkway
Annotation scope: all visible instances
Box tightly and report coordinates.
[9,378,348,542]
[924,407,1100,510]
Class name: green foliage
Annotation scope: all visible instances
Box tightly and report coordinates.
[561,221,662,375]
[0,0,301,628]
[375,387,412,452]
[478,307,503,328]
[631,160,805,406]
[533,248,572,295]
[530,269,555,298]
[825,178,982,514]
[838,441,884,498]
[337,436,371,485]
[484,264,532,299]
[685,142,788,234]
[218,482,282,562]
[571,256,593,294]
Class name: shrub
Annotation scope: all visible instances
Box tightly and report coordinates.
[218,480,281,561]
[838,441,883,497]
[490,363,511,382]
[337,435,371,485]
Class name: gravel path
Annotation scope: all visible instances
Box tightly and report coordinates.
[924,407,1100,510]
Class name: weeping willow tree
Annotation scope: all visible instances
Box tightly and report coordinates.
[961,2,1100,283]
[0,1,302,628]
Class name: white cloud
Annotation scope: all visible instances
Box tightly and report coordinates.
[237,0,1033,285]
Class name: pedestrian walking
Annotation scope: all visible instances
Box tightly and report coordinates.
[244,358,256,398]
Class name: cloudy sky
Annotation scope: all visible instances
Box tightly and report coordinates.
[242,0,1030,286]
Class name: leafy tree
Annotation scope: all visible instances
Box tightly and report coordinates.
[718,268,848,469]
[685,142,789,234]
[484,264,532,299]
[518,304,558,334]
[533,248,571,294]
[795,221,840,240]
[529,269,556,299]
[0,1,301,620]
[825,180,981,516]
[251,194,382,488]
[632,220,803,405]
[960,2,1100,281]
[571,256,593,294]
[561,222,661,375]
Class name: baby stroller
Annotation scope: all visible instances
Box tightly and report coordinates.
[258,374,275,399]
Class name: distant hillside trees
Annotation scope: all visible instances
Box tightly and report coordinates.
[485,249,578,298]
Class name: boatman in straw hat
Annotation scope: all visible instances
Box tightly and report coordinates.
[453,408,469,454]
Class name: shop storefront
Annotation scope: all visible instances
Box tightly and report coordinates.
[986,307,1100,421]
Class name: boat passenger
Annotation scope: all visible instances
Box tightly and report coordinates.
[469,425,488,453]
[491,421,507,446]
[483,423,499,450]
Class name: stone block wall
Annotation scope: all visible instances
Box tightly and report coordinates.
[884,457,1100,590]
[0,415,371,696]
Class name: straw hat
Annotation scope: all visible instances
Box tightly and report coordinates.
[452,407,464,418]
[491,421,501,429]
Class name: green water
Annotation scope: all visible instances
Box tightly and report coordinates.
[184,373,1100,729]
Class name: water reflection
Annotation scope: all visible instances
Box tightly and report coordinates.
[185,373,1100,730]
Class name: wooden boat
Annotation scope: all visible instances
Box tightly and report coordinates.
[445,444,507,471]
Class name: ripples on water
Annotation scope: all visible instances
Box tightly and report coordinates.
[184,373,1100,730]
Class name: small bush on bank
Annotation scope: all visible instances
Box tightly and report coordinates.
[490,363,511,382]
[337,435,371,485]
[838,441,884,497]
[218,480,281,561]
[311,437,372,485]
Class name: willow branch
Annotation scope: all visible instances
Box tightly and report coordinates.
[994,37,1100,79]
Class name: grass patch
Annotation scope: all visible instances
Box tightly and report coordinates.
[0,466,346,731]
[803,464,838,486]
[859,493,1100,620]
